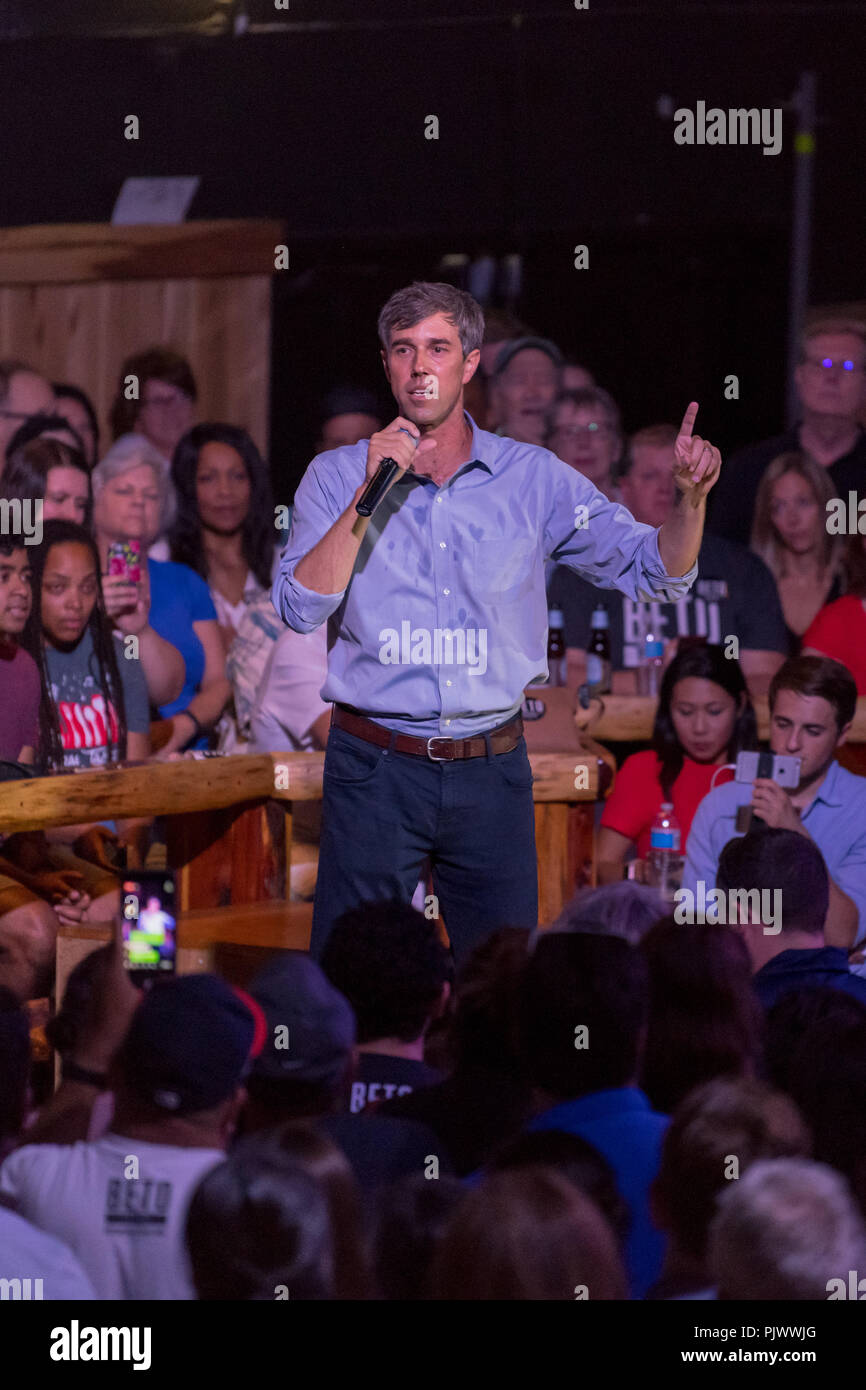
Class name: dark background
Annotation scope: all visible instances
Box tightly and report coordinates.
[0,0,864,496]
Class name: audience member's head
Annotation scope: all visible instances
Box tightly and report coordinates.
[651,1078,810,1285]
[477,308,533,380]
[653,642,756,799]
[552,880,666,945]
[110,348,197,459]
[246,953,356,1127]
[520,932,648,1102]
[113,973,260,1147]
[321,902,451,1048]
[717,827,829,969]
[489,1129,629,1246]
[751,449,844,583]
[2,437,91,527]
[0,360,54,462]
[317,386,382,452]
[169,422,274,590]
[765,987,866,1213]
[230,1123,370,1298]
[766,654,856,786]
[374,1172,466,1300]
[490,337,562,446]
[44,944,113,1059]
[0,986,31,1157]
[186,1145,335,1300]
[6,412,86,461]
[545,386,623,496]
[0,537,32,645]
[52,383,100,467]
[639,919,763,1113]
[92,433,176,549]
[709,1157,866,1300]
[448,926,531,1075]
[794,319,866,426]
[618,423,678,528]
[431,1166,627,1299]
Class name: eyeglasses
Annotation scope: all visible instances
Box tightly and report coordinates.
[551,422,613,439]
[803,356,866,374]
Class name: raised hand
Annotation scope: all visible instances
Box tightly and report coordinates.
[672,402,722,503]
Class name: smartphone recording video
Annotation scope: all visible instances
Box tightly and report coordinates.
[122,872,177,986]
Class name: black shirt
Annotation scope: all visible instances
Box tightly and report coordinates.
[708,425,866,547]
[548,532,788,663]
[347,1053,442,1115]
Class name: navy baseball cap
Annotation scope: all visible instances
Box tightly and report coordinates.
[492,336,563,378]
[119,974,265,1116]
[249,952,356,1088]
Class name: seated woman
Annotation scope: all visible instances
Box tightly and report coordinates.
[750,451,844,655]
[169,423,279,750]
[595,643,757,884]
[92,435,230,754]
[2,438,183,709]
[801,532,866,694]
[0,521,152,997]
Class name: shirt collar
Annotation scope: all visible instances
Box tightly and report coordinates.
[805,759,845,810]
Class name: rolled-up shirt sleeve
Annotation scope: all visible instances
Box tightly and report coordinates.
[272,452,357,633]
[542,458,698,603]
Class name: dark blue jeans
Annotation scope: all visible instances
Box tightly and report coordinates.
[311,722,538,966]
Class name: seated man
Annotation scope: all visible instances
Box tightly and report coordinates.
[519,930,668,1299]
[683,656,866,950]
[316,386,382,454]
[683,655,866,949]
[321,901,451,1113]
[709,319,866,546]
[718,827,866,1008]
[549,423,788,695]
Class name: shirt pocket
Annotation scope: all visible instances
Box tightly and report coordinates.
[471,538,537,604]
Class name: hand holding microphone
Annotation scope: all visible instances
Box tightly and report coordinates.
[356,417,437,517]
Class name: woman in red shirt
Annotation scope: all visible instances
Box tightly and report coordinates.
[802,533,866,694]
[596,643,757,883]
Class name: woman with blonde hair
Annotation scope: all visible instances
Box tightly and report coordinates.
[750,451,844,654]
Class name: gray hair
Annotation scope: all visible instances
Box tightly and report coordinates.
[92,432,176,537]
[377,281,485,358]
[708,1158,866,1300]
[551,881,666,946]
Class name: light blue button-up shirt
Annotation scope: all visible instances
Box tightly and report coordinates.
[682,759,866,944]
[272,412,697,737]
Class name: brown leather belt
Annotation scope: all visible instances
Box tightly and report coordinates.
[331,706,524,761]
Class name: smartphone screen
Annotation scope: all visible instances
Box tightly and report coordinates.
[122,872,177,984]
[106,539,142,585]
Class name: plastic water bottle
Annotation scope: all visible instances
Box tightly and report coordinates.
[648,802,682,898]
[640,632,665,698]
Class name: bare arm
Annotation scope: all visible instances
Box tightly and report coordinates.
[657,402,722,578]
[596,826,633,885]
[160,619,231,754]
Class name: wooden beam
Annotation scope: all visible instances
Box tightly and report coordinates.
[0,750,605,832]
[579,695,866,745]
[0,221,285,285]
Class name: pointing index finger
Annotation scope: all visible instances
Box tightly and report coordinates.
[678,401,699,439]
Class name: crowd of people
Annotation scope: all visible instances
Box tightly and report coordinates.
[1,301,866,1300]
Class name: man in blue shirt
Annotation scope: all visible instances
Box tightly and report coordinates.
[683,656,866,949]
[521,931,668,1299]
[717,826,866,1009]
[273,280,723,961]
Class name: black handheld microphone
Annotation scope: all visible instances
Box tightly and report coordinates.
[355,429,418,517]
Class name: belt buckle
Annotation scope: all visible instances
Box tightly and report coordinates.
[426,736,456,762]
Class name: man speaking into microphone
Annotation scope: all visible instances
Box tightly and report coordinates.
[273,281,722,962]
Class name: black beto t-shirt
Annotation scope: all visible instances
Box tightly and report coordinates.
[548,533,788,666]
[348,1053,442,1115]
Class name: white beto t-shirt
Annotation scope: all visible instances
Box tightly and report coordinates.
[0,1204,96,1300]
[0,1133,224,1301]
